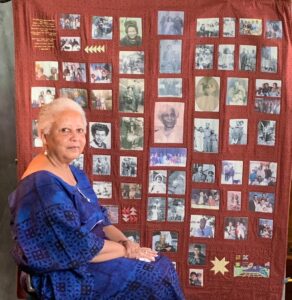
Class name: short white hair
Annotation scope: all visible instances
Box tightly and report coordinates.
[37,97,87,136]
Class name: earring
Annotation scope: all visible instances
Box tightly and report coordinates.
[44,149,48,156]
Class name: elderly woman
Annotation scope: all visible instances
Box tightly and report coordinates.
[8,98,185,299]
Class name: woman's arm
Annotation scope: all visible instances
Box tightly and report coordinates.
[90,239,126,262]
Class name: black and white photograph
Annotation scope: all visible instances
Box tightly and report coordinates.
[167,198,185,222]
[158,78,182,97]
[92,16,113,40]
[226,77,248,106]
[60,14,80,30]
[59,88,88,108]
[152,231,178,252]
[89,122,111,149]
[195,76,220,112]
[190,215,215,238]
[31,87,55,107]
[239,18,262,35]
[120,117,144,150]
[147,197,166,221]
[229,119,248,145]
[218,44,235,70]
[255,98,281,115]
[239,45,257,71]
[149,147,187,167]
[255,79,281,97]
[60,37,81,51]
[62,62,86,82]
[159,40,182,73]
[261,46,278,73]
[223,17,236,37]
[249,161,277,186]
[32,120,42,147]
[119,51,144,74]
[221,160,243,185]
[258,218,273,239]
[257,120,276,146]
[119,78,144,113]
[92,155,111,176]
[120,17,142,47]
[70,154,84,170]
[91,89,112,110]
[158,11,184,35]
[121,183,142,200]
[35,61,59,81]
[248,192,275,213]
[120,156,138,177]
[191,189,220,210]
[196,18,219,37]
[103,205,119,224]
[189,269,204,287]
[92,181,112,199]
[148,170,167,194]
[168,171,186,195]
[192,163,215,183]
[266,20,283,39]
[194,118,219,153]
[122,230,140,244]
[154,102,184,144]
[89,63,112,83]
[195,44,214,70]
[188,244,206,266]
[224,217,248,240]
[227,191,241,211]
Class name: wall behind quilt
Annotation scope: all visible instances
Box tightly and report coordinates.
[12,0,292,299]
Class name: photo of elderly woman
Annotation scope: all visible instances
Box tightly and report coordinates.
[120,18,142,46]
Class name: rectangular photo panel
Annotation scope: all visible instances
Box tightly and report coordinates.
[249,161,277,186]
[89,63,112,83]
[152,231,178,252]
[261,46,278,73]
[59,14,80,30]
[120,156,138,177]
[248,192,275,213]
[103,205,119,224]
[189,269,204,287]
[120,117,144,150]
[223,17,236,37]
[92,155,111,176]
[121,183,142,200]
[150,147,187,167]
[255,79,281,97]
[148,170,167,194]
[92,181,112,199]
[167,198,185,222]
[158,11,184,35]
[188,244,206,266]
[257,120,276,146]
[195,45,214,70]
[255,98,280,115]
[266,20,283,39]
[60,36,81,51]
[89,122,111,149]
[59,88,88,108]
[158,78,182,98]
[227,191,241,211]
[221,160,243,185]
[224,217,248,240]
[192,163,215,183]
[119,17,142,47]
[191,189,220,210]
[190,215,215,238]
[31,87,55,107]
[226,77,248,106]
[218,44,235,70]
[168,170,186,195]
[119,51,144,74]
[91,89,112,110]
[70,154,84,170]
[239,45,257,71]
[196,18,219,37]
[229,119,248,145]
[62,62,86,82]
[147,197,166,221]
[32,120,42,147]
[35,61,59,81]
[92,16,113,40]
[258,218,273,239]
[239,18,262,35]
[159,39,182,73]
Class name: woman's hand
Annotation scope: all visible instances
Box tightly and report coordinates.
[121,240,158,262]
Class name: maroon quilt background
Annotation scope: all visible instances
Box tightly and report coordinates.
[12,0,292,299]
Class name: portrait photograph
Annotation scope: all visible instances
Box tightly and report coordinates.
[59,14,80,30]
[223,17,235,37]
[255,98,280,115]
[158,11,184,35]
[154,102,184,144]
[152,231,178,252]
[123,230,140,244]
[92,181,112,199]
[189,269,204,287]
[194,118,219,153]
[239,45,257,71]
[120,117,144,150]
[89,63,112,83]
[191,189,220,210]
[62,62,86,82]
[257,120,276,146]
[149,147,187,167]
[32,120,42,147]
[167,198,185,222]
[89,122,111,149]
[92,155,111,176]
[195,44,214,70]
[91,89,112,110]
[103,205,119,224]
[192,163,215,183]
[119,51,144,74]
[148,170,167,194]
[226,191,241,211]
[159,39,182,73]
[255,79,281,97]
[239,18,262,35]
[226,77,248,106]
[60,37,81,51]
[119,17,142,47]
[248,192,275,213]
[120,156,138,177]
[195,76,220,112]
[92,16,113,40]
[119,78,144,113]
[221,160,243,185]
[158,78,182,97]
[196,18,219,37]
[224,217,248,240]
[218,44,235,70]
[249,161,277,186]
[190,215,215,238]
[168,171,186,195]
[31,87,55,108]
[35,61,59,81]
[258,218,273,239]
[147,197,166,221]
[188,244,206,266]
[59,88,88,108]
[70,154,84,170]
[121,183,142,200]
[261,46,278,73]
[266,20,283,39]
[229,119,248,145]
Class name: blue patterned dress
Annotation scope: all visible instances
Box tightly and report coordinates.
[8,166,185,300]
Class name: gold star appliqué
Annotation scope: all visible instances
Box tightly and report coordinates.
[211,257,229,275]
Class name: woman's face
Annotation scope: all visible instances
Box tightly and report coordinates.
[45,110,86,164]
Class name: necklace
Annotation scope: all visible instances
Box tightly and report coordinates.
[76,186,91,202]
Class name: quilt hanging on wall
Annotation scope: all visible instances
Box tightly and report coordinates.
[13,0,292,299]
